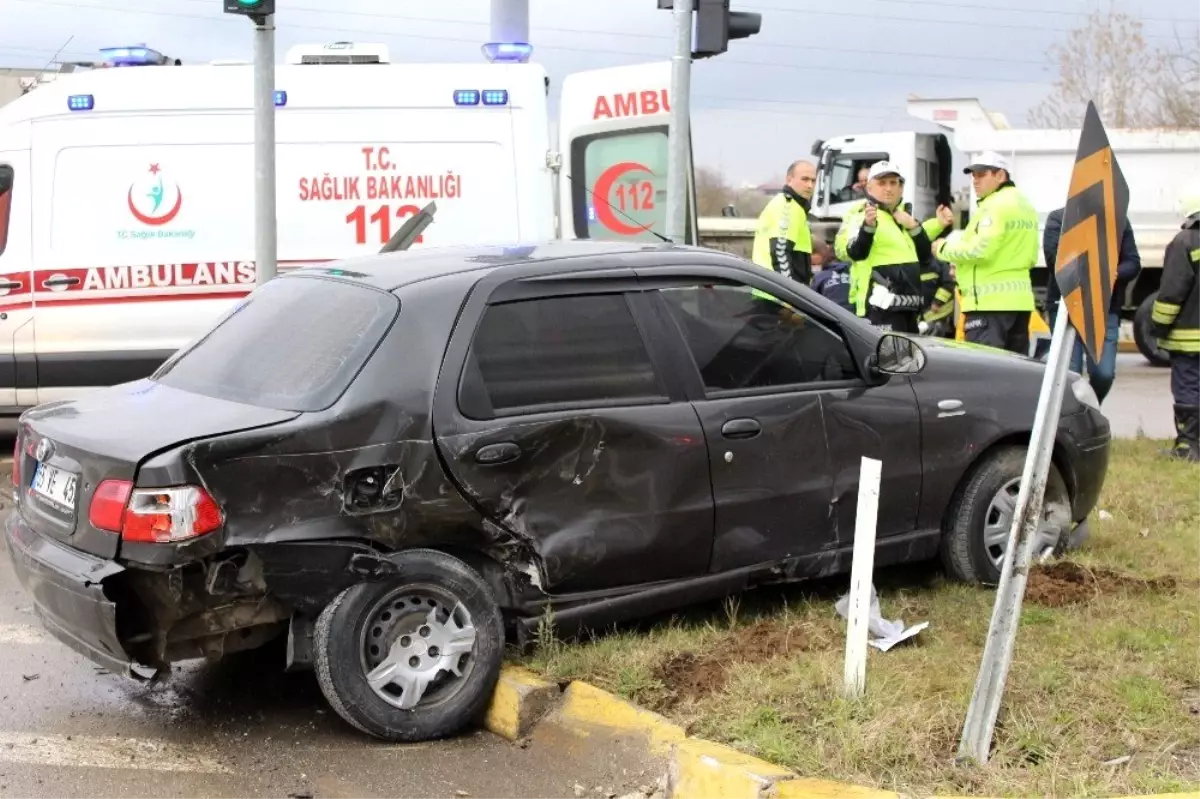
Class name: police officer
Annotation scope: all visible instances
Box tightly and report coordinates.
[834,161,953,333]
[1149,193,1200,462]
[751,159,831,285]
[919,241,957,337]
[933,151,1039,354]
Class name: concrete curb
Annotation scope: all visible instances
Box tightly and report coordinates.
[484,666,1199,799]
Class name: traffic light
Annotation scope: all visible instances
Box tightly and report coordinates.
[656,0,762,59]
[224,0,274,18]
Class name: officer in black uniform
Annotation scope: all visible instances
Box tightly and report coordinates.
[1150,194,1200,461]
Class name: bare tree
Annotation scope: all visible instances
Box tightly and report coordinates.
[695,166,734,216]
[1029,7,1159,128]
[1148,28,1200,129]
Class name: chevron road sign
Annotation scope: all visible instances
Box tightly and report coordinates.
[1053,101,1132,363]
[956,101,1128,765]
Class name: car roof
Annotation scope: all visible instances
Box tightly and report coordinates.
[282,239,749,292]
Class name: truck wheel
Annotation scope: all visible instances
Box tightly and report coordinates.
[1134,293,1171,367]
[313,549,504,742]
[941,446,1072,585]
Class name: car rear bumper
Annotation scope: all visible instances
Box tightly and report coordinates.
[3,512,142,677]
[1059,409,1111,523]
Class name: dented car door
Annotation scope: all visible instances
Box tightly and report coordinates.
[432,274,715,594]
[648,280,869,572]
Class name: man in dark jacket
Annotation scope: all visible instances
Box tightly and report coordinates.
[1149,195,1200,461]
[812,259,855,313]
[1040,206,1141,403]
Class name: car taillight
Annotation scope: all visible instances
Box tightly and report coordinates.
[90,480,133,532]
[89,481,223,543]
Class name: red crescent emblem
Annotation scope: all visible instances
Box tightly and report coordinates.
[127,185,183,226]
[592,161,655,237]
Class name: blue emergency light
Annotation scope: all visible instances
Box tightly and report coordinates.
[454,90,480,106]
[99,46,169,66]
[274,90,287,107]
[482,89,509,106]
[67,94,94,111]
[482,42,532,63]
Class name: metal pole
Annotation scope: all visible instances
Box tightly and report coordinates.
[490,0,530,44]
[665,0,691,244]
[253,15,277,286]
[957,306,1076,763]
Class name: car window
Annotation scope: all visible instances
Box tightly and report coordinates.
[153,275,398,412]
[658,284,859,393]
[0,165,13,258]
[467,293,666,415]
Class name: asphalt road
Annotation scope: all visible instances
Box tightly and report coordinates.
[1099,353,1176,440]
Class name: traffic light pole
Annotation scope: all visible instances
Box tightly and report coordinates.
[253,13,277,285]
[664,0,691,244]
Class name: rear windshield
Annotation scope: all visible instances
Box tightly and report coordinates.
[153,275,398,412]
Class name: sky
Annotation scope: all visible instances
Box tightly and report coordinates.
[2,0,1197,185]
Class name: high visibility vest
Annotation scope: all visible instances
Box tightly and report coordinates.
[834,200,925,316]
[750,189,813,301]
[752,191,813,271]
[939,185,1038,313]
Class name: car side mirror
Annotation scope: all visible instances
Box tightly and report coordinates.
[874,332,926,375]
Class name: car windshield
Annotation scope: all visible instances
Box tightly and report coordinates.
[152,275,398,412]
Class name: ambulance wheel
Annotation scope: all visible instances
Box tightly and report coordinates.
[313,549,504,742]
[1134,293,1171,367]
[941,446,1072,585]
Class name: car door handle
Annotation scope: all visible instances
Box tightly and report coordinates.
[42,276,81,288]
[474,442,521,465]
[721,418,761,439]
[0,280,22,290]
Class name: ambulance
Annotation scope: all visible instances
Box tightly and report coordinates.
[0,42,698,421]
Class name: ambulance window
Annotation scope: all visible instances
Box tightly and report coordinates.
[0,166,13,258]
[571,127,674,243]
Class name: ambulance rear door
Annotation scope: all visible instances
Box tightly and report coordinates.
[0,140,33,410]
[556,61,696,244]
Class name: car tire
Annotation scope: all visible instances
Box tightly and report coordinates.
[941,446,1072,585]
[1134,292,1171,367]
[313,548,504,742]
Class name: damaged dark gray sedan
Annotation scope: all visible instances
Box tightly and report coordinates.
[4,241,1111,742]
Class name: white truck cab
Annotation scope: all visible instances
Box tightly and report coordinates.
[0,43,696,419]
[810,129,954,228]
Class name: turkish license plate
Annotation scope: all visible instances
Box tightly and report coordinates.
[31,461,78,510]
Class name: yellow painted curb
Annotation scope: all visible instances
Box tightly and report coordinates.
[483,665,559,741]
[485,670,1200,799]
[555,679,687,755]
[774,777,900,798]
[670,738,794,798]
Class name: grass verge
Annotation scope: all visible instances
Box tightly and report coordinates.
[520,439,1200,798]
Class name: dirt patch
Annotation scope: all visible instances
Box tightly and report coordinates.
[652,620,823,709]
[1025,561,1178,607]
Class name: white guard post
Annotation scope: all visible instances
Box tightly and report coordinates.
[664,0,692,244]
[958,306,1076,763]
[843,455,882,699]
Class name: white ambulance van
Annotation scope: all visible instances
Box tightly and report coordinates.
[0,42,697,421]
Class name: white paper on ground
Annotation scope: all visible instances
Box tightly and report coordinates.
[834,583,928,652]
